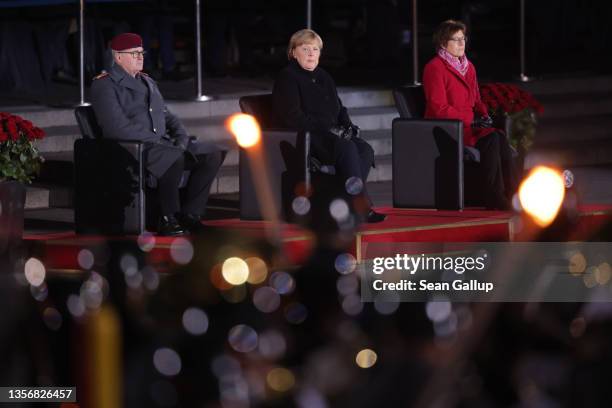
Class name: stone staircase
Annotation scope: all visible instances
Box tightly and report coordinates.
[13,87,397,211]
[522,75,612,169]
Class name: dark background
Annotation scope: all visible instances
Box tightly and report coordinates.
[1,0,611,94]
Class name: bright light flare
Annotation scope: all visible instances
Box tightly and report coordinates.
[227,113,261,148]
[222,257,249,285]
[518,166,565,227]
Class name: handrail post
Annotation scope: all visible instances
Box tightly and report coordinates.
[195,0,212,101]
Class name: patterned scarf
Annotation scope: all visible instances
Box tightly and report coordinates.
[437,48,469,76]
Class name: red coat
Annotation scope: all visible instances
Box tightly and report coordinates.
[422,55,495,147]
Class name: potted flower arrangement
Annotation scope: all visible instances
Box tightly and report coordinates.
[479,83,544,154]
[0,112,45,251]
[0,112,45,183]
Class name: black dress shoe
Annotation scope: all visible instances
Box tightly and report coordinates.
[158,215,185,236]
[179,213,206,233]
[366,210,387,223]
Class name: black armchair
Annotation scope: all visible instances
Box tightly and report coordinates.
[392,86,479,209]
[73,106,189,234]
[392,86,518,209]
[238,94,310,220]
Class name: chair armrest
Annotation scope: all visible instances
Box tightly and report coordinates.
[239,129,305,220]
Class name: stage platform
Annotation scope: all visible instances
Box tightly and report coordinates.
[23,205,612,274]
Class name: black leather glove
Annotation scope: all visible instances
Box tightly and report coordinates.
[174,136,189,150]
[328,125,353,140]
[472,115,493,129]
[348,123,361,139]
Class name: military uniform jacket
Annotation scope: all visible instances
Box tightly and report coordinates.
[91,64,220,178]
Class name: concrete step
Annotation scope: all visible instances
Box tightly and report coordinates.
[537,91,612,119]
[25,186,49,210]
[535,114,612,145]
[33,106,398,154]
[525,139,612,168]
[9,88,393,130]
[521,75,612,97]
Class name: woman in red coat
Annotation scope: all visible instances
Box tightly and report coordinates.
[423,20,517,210]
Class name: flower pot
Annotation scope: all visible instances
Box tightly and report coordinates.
[0,180,26,257]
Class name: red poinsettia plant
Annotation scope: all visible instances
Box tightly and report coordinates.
[480,83,544,151]
[0,112,45,183]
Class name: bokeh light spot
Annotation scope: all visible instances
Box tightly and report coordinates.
[24,257,45,287]
[345,177,364,195]
[284,302,308,324]
[426,298,452,323]
[228,324,258,353]
[292,196,311,216]
[137,231,156,252]
[245,257,268,284]
[596,262,611,285]
[329,199,350,222]
[266,367,295,392]
[170,238,194,265]
[569,252,587,275]
[334,253,357,275]
[222,257,249,285]
[67,294,86,318]
[227,113,261,148]
[153,348,182,377]
[518,166,565,227]
[253,287,281,313]
[182,307,209,336]
[120,253,138,276]
[269,271,295,295]
[258,330,287,360]
[77,249,95,270]
[355,349,377,368]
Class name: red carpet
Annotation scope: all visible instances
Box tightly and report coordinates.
[24,205,612,272]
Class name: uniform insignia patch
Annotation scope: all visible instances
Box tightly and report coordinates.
[93,72,109,80]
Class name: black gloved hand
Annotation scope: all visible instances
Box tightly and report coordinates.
[175,136,189,150]
[472,115,493,129]
[348,123,361,139]
[329,125,353,140]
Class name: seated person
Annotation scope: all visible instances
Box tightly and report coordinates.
[272,29,386,223]
[91,33,225,235]
[423,20,517,210]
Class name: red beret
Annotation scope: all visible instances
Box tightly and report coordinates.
[110,33,143,51]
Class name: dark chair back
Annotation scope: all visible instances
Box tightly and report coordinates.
[75,105,103,139]
[239,94,277,128]
[392,118,464,209]
[393,86,426,118]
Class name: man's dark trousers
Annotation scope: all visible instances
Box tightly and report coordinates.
[157,151,225,216]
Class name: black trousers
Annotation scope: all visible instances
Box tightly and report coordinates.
[313,137,375,204]
[156,151,225,216]
[475,131,518,207]
[331,137,375,181]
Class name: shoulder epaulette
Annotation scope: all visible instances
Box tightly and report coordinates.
[93,72,109,80]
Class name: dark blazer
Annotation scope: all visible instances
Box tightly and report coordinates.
[90,64,218,178]
[422,55,495,147]
[272,59,352,162]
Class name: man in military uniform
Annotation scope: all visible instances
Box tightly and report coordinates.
[91,33,224,236]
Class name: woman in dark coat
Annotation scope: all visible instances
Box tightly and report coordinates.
[423,20,517,210]
[272,29,385,223]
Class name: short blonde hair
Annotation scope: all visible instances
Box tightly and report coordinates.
[287,29,323,60]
